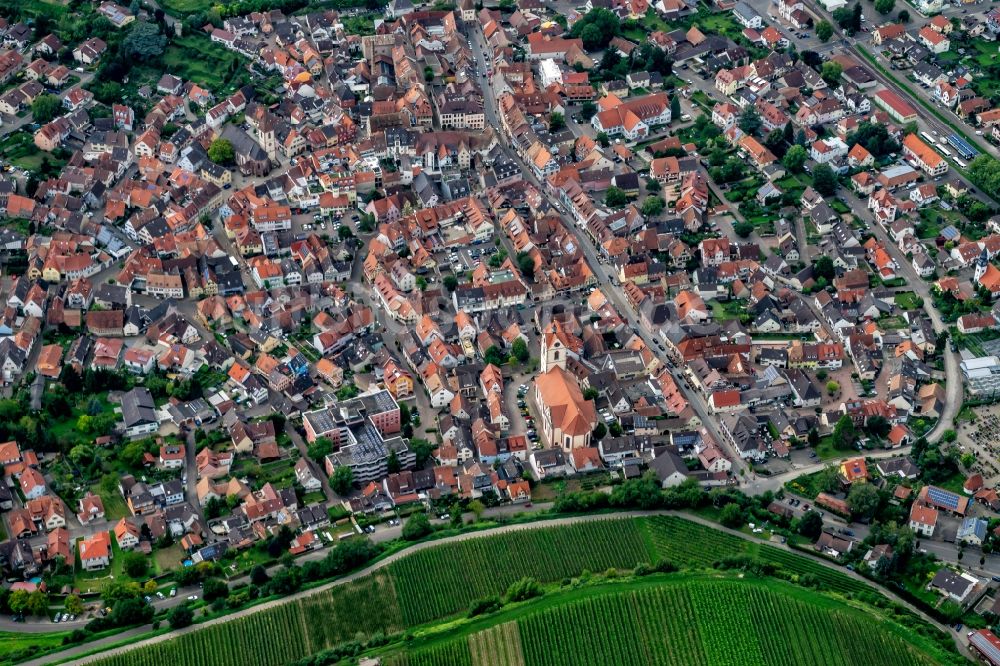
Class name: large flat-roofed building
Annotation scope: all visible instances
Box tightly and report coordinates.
[961,355,1000,397]
[303,389,401,443]
[324,422,415,484]
[304,390,410,486]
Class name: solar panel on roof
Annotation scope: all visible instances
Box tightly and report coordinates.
[928,486,959,510]
[971,632,1000,666]
[947,134,978,158]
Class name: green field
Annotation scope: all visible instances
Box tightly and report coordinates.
[0,629,70,665]
[382,577,955,666]
[162,35,247,94]
[158,0,212,14]
[82,516,950,666]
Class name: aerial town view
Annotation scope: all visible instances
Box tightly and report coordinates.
[2,0,1000,663]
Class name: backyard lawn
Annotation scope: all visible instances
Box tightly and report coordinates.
[74,536,161,594]
[90,483,129,521]
[894,291,923,311]
[153,543,186,572]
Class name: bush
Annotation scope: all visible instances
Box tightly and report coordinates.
[202,578,229,602]
[504,577,543,603]
[401,513,432,541]
[467,596,502,617]
[168,604,193,629]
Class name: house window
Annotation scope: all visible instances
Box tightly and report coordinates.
[565,435,570,448]
[553,350,560,361]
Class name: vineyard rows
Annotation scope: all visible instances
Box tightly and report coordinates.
[642,515,749,566]
[397,579,942,666]
[389,519,650,625]
[468,622,526,666]
[84,517,924,666]
[295,572,403,653]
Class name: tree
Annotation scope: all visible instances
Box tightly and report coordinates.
[738,106,762,135]
[415,276,428,291]
[549,112,565,132]
[580,101,597,120]
[783,121,794,145]
[826,380,840,395]
[122,21,166,61]
[202,578,228,602]
[26,591,49,617]
[733,221,754,238]
[797,510,824,540]
[641,196,664,217]
[812,164,838,196]
[592,422,607,440]
[782,145,808,173]
[121,551,148,578]
[897,9,910,22]
[511,338,530,363]
[847,483,880,519]
[102,579,141,605]
[443,275,458,291]
[517,251,535,279]
[330,466,354,495]
[605,186,628,208]
[816,19,833,42]
[596,132,610,147]
[208,138,234,165]
[833,414,858,450]
[484,345,507,367]
[8,590,28,616]
[720,503,745,528]
[874,0,894,13]
[833,3,862,34]
[65,594,84,615]
[670,94,681,122]
[387,449,401,474]
[402,513,432,540]
[813,255,835,281]
[847,122,900,158]
[570,8,620,50]
[31,95,62,124]
[307,437,333,462]
[865,415,891,439]
[764,129,787,158]
[250,564,269,586]
[469,499,485,522]
[168,604,194,629]
[820,61,843,86]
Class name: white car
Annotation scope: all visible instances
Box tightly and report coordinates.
[187,594,199,601]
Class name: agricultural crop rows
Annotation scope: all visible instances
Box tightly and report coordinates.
[689,581,767,665]
[643,515,750,566]
[84,518,935,666]
[88,605,309,666]
[389,519,650,625]
[296,572,403,652]
[397,579,941,666]
[469,622,526,666]
[757,544,869,594]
